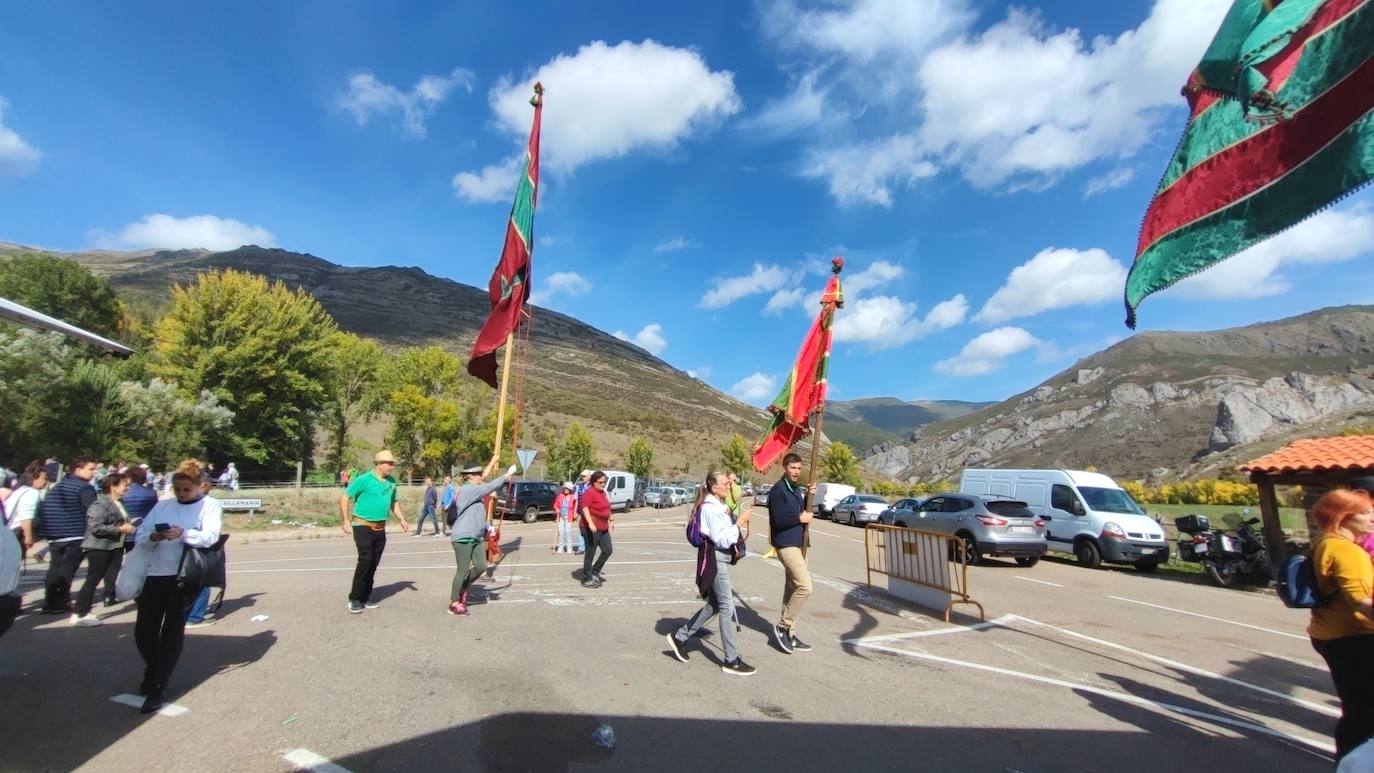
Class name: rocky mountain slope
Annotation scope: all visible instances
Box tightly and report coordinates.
[863,306,1374,483]
[11,243,773,476]
[824,397,994,451]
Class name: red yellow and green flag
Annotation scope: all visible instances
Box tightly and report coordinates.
[1125,0,1374,327]
[752,258,845,473]
[469,82,544,387]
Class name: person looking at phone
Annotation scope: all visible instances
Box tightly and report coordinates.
[72,471,134,626]
[130,458,223,713]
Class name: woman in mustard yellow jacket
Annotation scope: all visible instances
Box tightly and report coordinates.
[1309,488,1374,762]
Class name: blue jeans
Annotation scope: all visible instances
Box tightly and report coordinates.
[675,555,738,662]
[186,586,212,623]
[415,505,440,534]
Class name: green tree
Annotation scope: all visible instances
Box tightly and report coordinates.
[321,331,385,475]
[0,253,125,337]
[550,422,596,483]
[821,441,862,487]
[150,269,337,468]
[0,329,73,461]
[118,378,235,469]
[719,433,751,477]
[624,436,656,480]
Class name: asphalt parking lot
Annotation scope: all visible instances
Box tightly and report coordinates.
[0,505,1339,772]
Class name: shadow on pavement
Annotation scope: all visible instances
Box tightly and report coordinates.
[327,710,1329,773]
[0,612,277,771]
[369,581,418,603]
[213,591,264,620]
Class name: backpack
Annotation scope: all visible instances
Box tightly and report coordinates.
[686,503,705,548]
[1276,554,1328,609]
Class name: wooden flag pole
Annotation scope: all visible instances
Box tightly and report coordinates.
[485,330,517,524]
[800,403,827,558]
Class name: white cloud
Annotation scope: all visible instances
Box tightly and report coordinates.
[834,293,968,350]
[976,247,1128,324]
[1165,206,1374,300]
[743,69,829,135]
[612,322,667,355]
[764,287,807,316]
[529,271,592,307]
[700,263,791,309]
[337,67,474,138]
[801,133,937,207]
[765,0,975,68]
[0,97,40,177]
[917,0,1232,190]
[732,371,778,403]
[843,260,904,297]
[486,40,740,173]
[90,214,277,251]
[452,154,522,203]
[1084,167,1136,197]
[538,235,567,247]
[936,327,1040,376]
[654,235,700,253]
[686,366,712,380]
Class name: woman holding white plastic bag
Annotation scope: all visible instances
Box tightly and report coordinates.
[128,459,222,713]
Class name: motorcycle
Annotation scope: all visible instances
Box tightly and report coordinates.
[1174,513,1272,588]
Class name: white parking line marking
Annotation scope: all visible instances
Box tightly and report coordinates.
[757,556,933,625]
[231,558,696,574]
[282,748,354,772]
[1014,576,1063,588]
[110,693,188,716]
[853,642,1334,756]
[841,615,1016,645]
[1107,596,1307,641]
[233,542,687,565]
[1004,614,1339,718]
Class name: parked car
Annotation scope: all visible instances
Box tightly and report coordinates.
[959,468,1166,571]
[753,483,772,507]
[643,486,663,507]
[906,493,1047,567]
[495,480,560,523]
[661,486,689,507]
[877,497,925,526]
[813,482,856,519]
[831,494,890,526]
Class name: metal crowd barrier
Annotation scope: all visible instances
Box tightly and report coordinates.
[864,523,985,622]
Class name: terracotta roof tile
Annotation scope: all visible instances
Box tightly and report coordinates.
[1240,435,1374,474]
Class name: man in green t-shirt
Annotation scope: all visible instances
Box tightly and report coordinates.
[339,450,410,614]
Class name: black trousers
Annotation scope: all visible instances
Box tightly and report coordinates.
[350,525,387,602]
[581,527,612,577]
[1313,635,1374,761]
[135,576,197,694]
[43,540,85,612]
[75,548,123,615]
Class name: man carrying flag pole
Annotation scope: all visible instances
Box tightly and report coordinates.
[467,82,543,564]
[753,257,844,653]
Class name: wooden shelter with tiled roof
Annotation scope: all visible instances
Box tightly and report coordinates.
[1240,435,1374,572]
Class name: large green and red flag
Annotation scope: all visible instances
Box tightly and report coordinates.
[752,258,844,473]
[1125,0,1374,327]
[468,83,544,387]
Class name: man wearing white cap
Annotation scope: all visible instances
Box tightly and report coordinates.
[340,450,410,614]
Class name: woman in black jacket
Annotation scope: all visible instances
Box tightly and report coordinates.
[73,472,134,626]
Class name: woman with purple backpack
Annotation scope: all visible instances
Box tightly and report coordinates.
[664,470,755,676]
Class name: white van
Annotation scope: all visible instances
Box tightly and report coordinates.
[601,470,637,512]
[813,482,856,518]
[959,469,1168,571]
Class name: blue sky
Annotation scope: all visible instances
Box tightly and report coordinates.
[1,1,1371,405]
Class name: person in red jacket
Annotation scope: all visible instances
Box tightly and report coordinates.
[579,471,613,587]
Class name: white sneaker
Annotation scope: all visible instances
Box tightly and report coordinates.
[73,614,103,627]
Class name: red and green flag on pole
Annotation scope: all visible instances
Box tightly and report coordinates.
[468,82,544,387]
[1125,0,1374,327]
[752,258,845,473]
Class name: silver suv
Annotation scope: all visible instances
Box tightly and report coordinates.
[904,493,1047,567]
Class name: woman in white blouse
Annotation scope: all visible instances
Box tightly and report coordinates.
[130,458,222,713]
